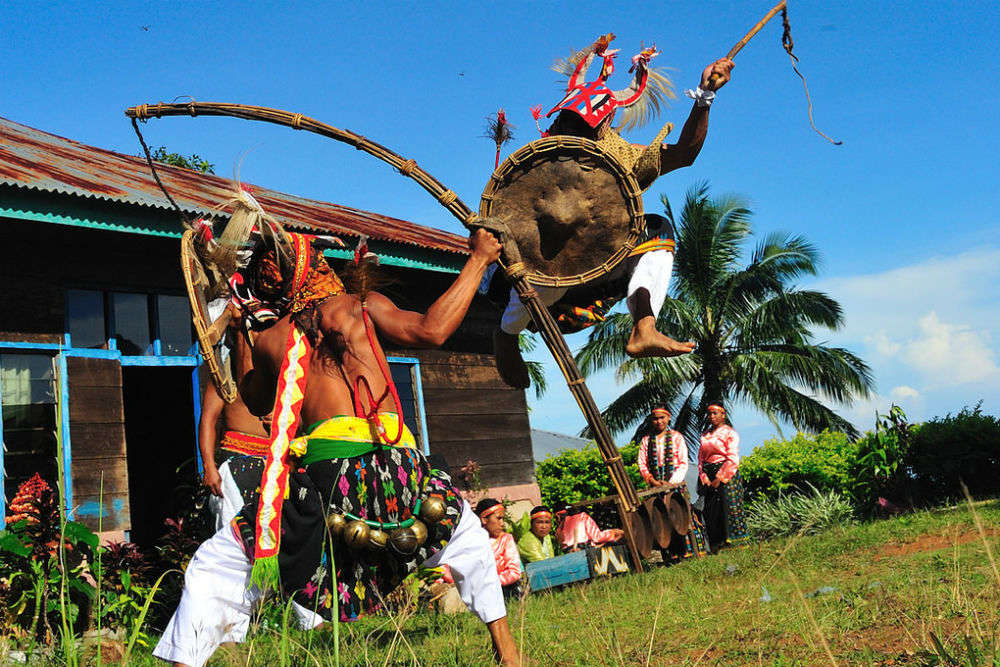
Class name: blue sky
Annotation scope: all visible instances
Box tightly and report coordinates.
[3,1,999,456]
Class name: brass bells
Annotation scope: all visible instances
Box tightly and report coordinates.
[419,495,447,524]
[330,493,444,553]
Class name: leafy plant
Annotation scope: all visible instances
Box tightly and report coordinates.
[849,405,913,512]
[0,474,97,643]
[745,484,854,539]
[905,403,1000,503]
[536,442,642,510]
[92,542,157,645]
[740,430,858,500]
[149,146,215,174]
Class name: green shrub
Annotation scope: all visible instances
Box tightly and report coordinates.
[746,484,854,539]
[905,403,1000,503]
[848,406,913,512]
[536,442,642,509]
[740,430,858,500]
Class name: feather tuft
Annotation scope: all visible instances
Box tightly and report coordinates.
[616,65,676,133]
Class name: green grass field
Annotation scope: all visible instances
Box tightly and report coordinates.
[30,498,1000,666]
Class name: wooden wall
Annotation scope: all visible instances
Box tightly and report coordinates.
[66,357,130,531]
[391,349,535,490]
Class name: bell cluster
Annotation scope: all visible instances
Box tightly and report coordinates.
[325,494,448,556]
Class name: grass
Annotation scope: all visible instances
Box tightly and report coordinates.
[18,499,1000,666]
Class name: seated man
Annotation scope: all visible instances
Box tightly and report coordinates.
[490,41,734,388]
[154,229,522,667]
[557,506,624,552]
[475,498,523,599]
[517,505,559,563]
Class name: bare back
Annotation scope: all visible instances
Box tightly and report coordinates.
[251,293,396,427]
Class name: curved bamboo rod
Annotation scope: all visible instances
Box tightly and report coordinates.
[125,102,480,229]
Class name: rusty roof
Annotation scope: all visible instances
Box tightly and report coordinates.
[0,115,469,254]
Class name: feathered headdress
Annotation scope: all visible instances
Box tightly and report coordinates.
[550,35,675,133]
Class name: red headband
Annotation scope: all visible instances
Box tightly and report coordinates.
[651,408,670,415]
[530,510,552,520]
[479,504,504,520]
[708,404,725,412]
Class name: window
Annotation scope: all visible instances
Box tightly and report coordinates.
[0,354,59,502]
[66,290,193,356]
[388,360,427,452]
[66,289,106,349]
[111,292,152,355]
[157,295,193,355]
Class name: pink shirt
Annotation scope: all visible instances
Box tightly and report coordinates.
[638,430,688,486]
[698,425,740,483]
[557,512,619,550]
[490,532,523,586]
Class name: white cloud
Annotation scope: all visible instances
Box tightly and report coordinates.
[898,312,998,384]
[889,385,920,401]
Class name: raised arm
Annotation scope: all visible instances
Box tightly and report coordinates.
[365,229,501,347]
[659,58,734,174]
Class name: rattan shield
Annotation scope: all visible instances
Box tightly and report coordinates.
[479,136,644,287]
[181,230,237,403]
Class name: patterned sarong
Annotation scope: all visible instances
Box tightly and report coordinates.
[233,415,463,622]
[698,462,749,549]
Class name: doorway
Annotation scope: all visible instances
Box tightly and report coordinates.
[121,367,197,547]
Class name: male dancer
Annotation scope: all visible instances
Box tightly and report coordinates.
[492,44,734,388]
[154,228,521,666]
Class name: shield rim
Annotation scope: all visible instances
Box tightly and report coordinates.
[479,135,645,288]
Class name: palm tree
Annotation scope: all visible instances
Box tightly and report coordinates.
[575,183,873,447]
[519,333,547,398]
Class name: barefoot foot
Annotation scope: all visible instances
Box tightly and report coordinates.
[493,329,531,389]
[625,327,696,358]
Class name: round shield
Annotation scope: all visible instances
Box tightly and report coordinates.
[666,491,693,537]
[181,230,237,403]
[480,136,644,287]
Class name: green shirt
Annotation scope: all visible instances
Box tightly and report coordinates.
[517,531,556,563]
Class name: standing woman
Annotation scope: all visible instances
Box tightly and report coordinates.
[697,404,749,551]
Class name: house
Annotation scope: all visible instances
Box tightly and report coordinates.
[0,116,539,543]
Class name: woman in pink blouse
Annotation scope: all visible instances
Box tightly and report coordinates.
[639,404,709,560]
[476,498,524,599]
[697,404,749,551]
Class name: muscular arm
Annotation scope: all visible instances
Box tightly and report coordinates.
[659,58,734,174]
[199,384,224,495]
[365,229,501,347]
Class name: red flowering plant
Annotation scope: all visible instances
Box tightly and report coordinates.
[0,473,98,642]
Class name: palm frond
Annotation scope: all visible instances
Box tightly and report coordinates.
[525,360,548,399]
[575,312,633,377]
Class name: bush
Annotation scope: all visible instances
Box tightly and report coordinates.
[536,442,642,510]
[746,485,854,539]
[848,406,913,512]
[739,430,858,501]
[905,403,1000,503]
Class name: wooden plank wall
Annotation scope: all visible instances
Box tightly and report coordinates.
[66,357,130,531]
[392,349,535,489]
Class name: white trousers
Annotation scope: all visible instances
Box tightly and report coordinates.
[498,250,674,335]
[207,459,245,533]
[153,500,504,667]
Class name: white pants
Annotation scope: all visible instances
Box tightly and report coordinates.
[499,250,674,335]
[207,459,245,532]
[153,500,504,667]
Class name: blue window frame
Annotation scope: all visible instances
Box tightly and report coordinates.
[386,357,430,455]
[66,289,197,364]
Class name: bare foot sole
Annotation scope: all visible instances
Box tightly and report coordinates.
[493,329,531,389]
[625,330,696,358]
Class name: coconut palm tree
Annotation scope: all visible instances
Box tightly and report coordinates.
[575,183,873,446]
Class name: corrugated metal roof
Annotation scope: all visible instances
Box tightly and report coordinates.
[0,115,469,255]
